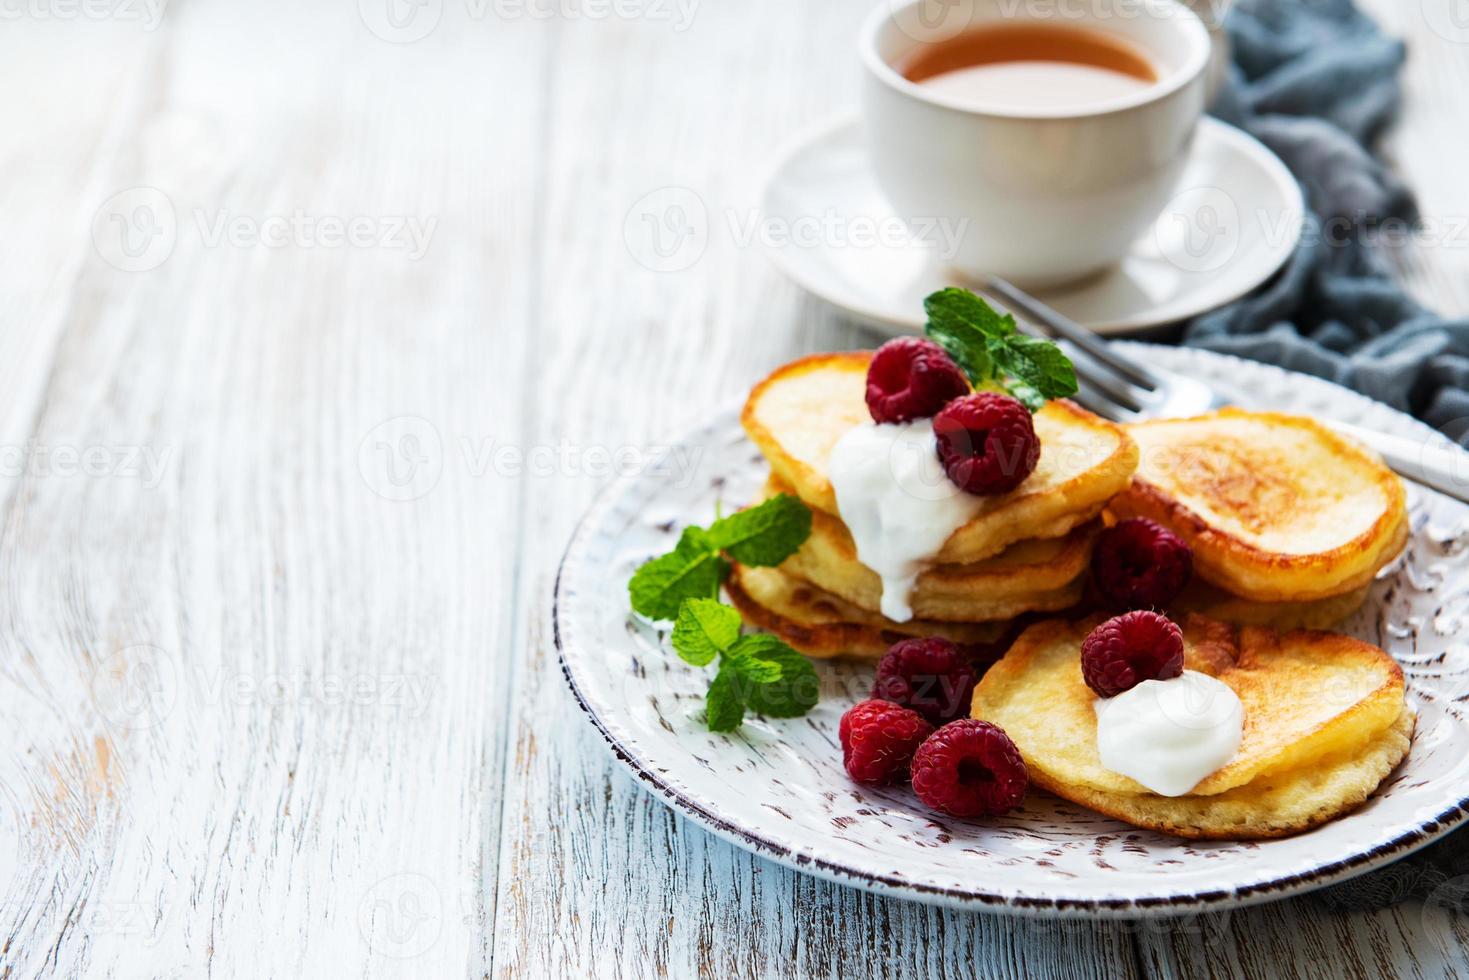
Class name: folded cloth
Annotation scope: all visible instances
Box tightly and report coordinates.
[1186,0,1469,446]
[1183,0,1469,909]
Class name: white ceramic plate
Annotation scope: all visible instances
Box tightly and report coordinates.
[759,115,1304,336]
[555,346,1469,916]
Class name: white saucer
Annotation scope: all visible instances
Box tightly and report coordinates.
[759,114,1304,336]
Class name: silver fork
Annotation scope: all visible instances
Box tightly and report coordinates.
[982,275,1469,504]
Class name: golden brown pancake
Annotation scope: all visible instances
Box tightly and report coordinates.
[1169,579,1371,631]
[1110,410,1409,602]
[725,563,1010,659]
[971,614,1411,839]
[758,476,1095,622]
[740,352,1138,564]
[1033,707,1413,840]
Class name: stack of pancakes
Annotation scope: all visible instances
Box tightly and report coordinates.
[730,352,1138,657]
[725,351,1416,838]
[729,354,1411,657]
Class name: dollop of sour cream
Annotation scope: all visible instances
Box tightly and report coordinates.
[1093,671,1244,797]
[827,419,984,622]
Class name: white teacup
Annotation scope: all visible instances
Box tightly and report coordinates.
[860,0,1211,290]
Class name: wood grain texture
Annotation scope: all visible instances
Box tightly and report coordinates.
[0,0,1465,976]
[1358,0,1469,316]
[0,2,544,975]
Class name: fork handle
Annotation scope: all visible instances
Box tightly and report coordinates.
[1328,421,1469,504]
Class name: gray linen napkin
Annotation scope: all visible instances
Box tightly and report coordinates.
[1182,0,1469,911]
[1188,0,1469,446]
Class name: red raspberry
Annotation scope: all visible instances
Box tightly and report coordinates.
[840,699,935,785]
[932,393,1039,495]
[911,720,1028,818]
[873,637,978,725]
[1092,518,1194,610]
[865,338,970,424]
[1080,610,1185,698]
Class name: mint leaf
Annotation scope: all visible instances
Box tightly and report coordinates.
[998,334,1078,405]
[705,668,745,732]
[671,598,740,666]
[628,526,729,621]
[706,494,812,567]
[724,650,783,684]
[730,634,820,718]
[624,483,822,729]
[923,287,1077,412]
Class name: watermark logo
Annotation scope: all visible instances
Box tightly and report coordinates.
[0,0,167,29]
[358,0,443,42]
[90,645,179,732]
[94,186,436,270]
[623,186,709,273]
[93,187,177,273]
[358,873,444,959]
[1420,874,1469,954]
[1154,185,1241,273]
[361,0,698,41]
[0,441,172,489]
[890,0,978,43]
[725,208,967,260]
[194,210,436,259]
[1423,0,1469,44]
[359,416,444,502]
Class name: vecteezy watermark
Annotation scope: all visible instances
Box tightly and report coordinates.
[888,0,978,43]
[91,646,438,730]
[0,900,163,946]
[1154,185,1243,274]
[0,441,173,489]
[90,645,180,732]
[1153,182,1469,274]
[357,415,704,502]
[888,0,1206,43]
[623,185,969,273]
[194,210,436,259]
[358,873,444,959]
[194,669,435,717]
[92,187,438,271]
[92,187,178,273]
[1422,0,1469,44]
[1421,874,1469,956]
[991,0,1220,23]
[358,416,445,503]
[358,0,699,43]
[623,186,710,273]
[725,207,969,261]
[0,0,167,30]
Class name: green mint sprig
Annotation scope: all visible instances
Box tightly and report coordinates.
[923,288,1078,412]
[628,494,817,732]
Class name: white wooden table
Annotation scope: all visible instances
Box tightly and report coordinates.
[1,1,1466,976]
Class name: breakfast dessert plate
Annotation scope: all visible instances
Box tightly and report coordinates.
[758,115,1304,336]
[555,345,1469,916]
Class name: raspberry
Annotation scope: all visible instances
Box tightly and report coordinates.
[932,393,1039,495]
[865,338,970,424]
[1080,610,1185,698]
[910,720,1028,818]
[1092,518,1194,610]
[840,699,935,785]
[873,637,978,725]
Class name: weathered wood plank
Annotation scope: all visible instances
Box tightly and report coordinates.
[0,3,547,975]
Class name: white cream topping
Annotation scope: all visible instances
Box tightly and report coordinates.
[827,419,984,622]
[1093,671,1244,797]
